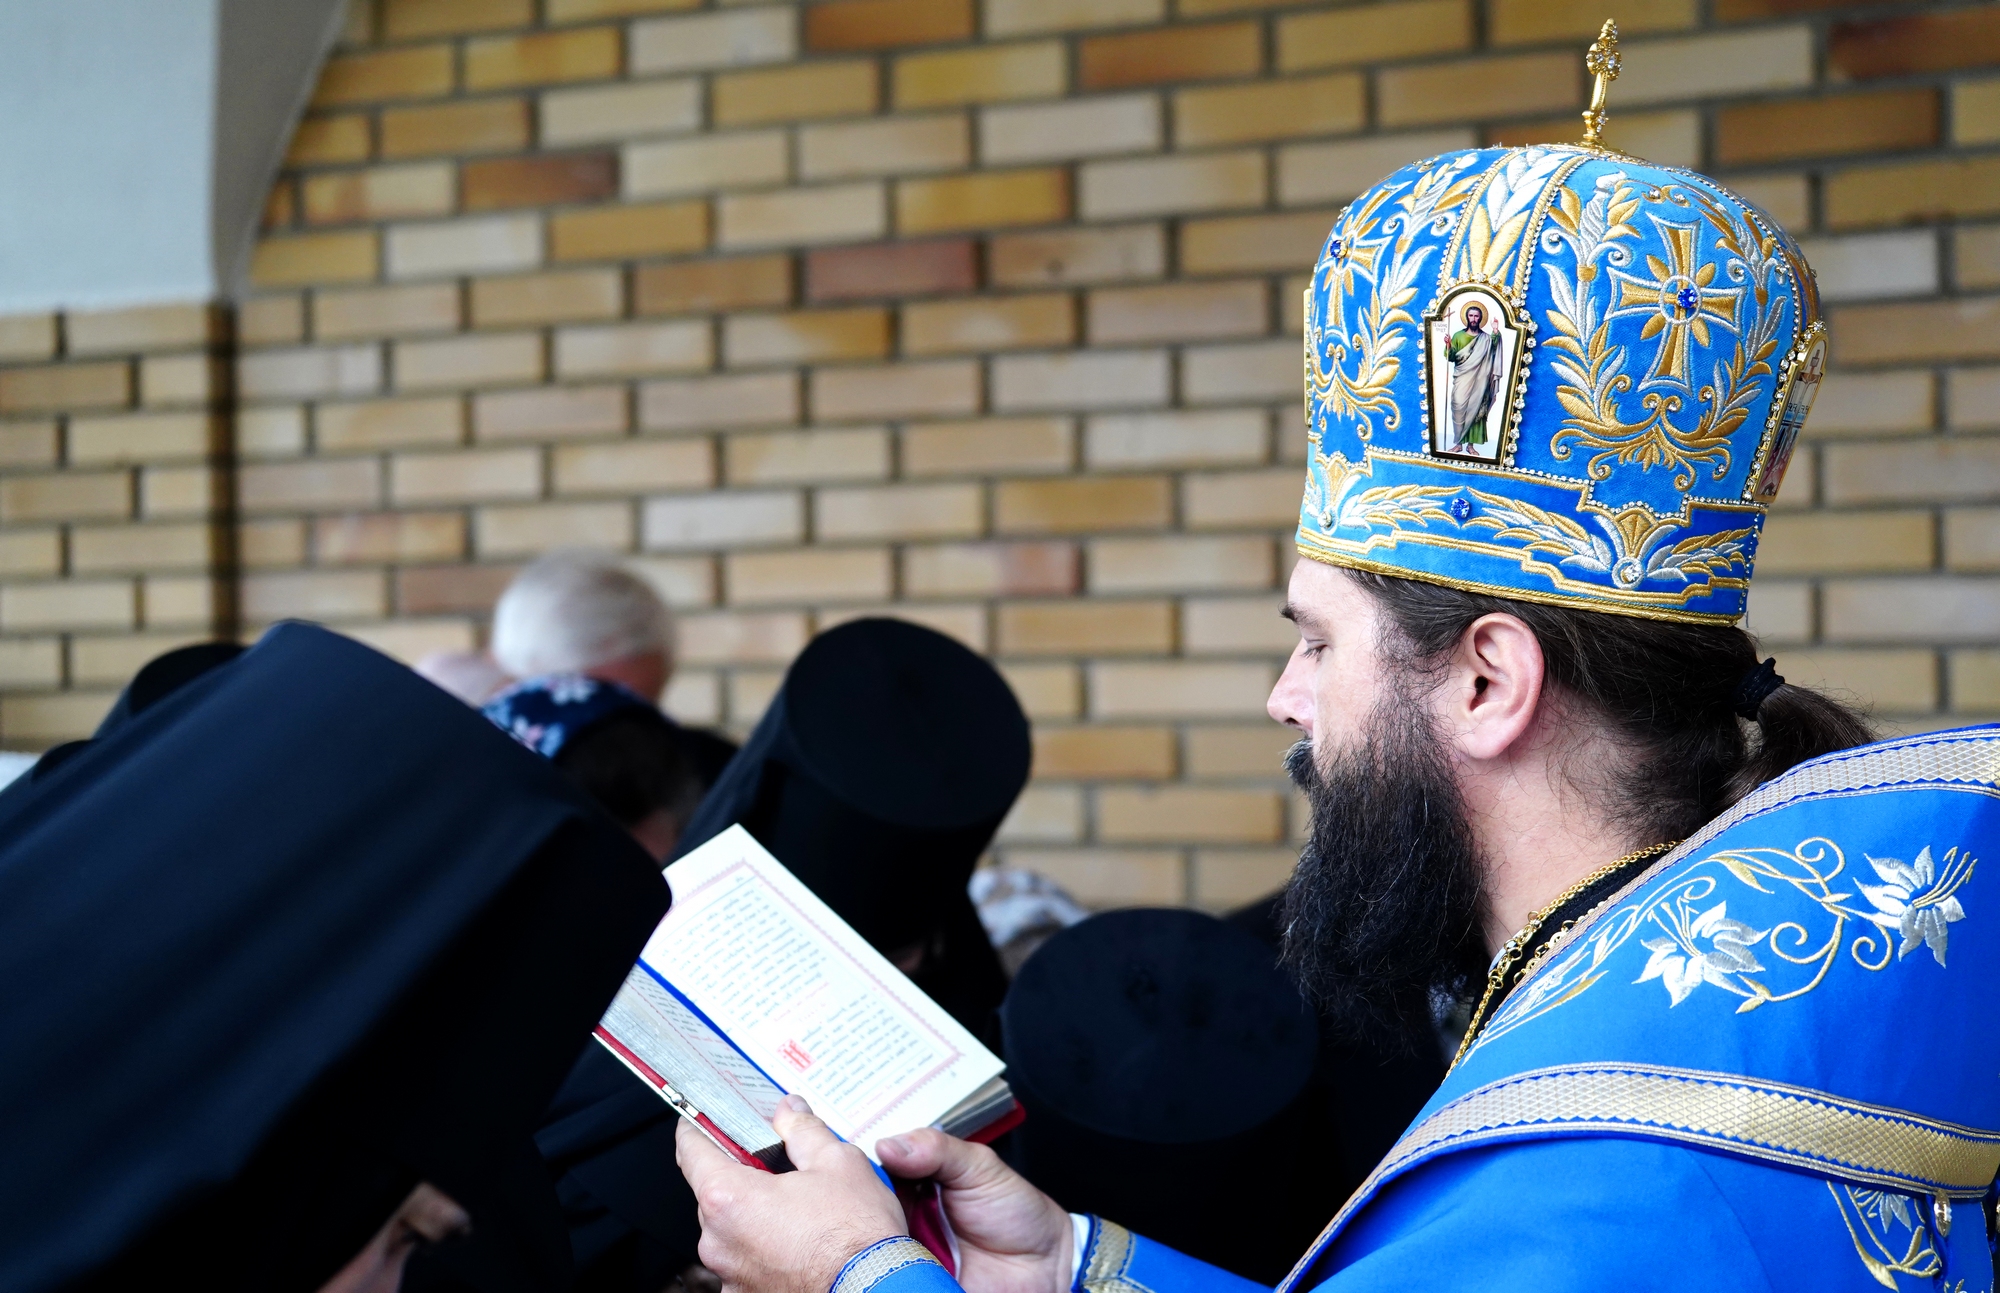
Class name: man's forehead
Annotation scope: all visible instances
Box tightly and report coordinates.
[1283,560,1367,631]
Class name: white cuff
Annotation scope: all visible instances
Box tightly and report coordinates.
[1068,1214,1092,1288]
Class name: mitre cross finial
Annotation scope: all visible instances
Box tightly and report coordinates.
[1580,19,1621,149]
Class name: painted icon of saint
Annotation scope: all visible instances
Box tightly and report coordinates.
[1445,302,1502,453]
[1755,342,1824,501]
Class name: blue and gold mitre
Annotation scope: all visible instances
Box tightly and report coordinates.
[1298,28,1824,623]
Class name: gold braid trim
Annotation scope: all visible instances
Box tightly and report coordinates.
[1079,1219,1154,1293]
[831,1238,942,1293]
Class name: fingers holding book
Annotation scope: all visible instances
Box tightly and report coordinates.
[875,1130,1073,1293]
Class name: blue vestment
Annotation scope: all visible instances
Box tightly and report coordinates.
[842,727,2000,1293]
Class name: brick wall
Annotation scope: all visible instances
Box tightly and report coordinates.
[4,0,1998,909]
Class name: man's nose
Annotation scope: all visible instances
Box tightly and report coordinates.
[1267,649,1313,734]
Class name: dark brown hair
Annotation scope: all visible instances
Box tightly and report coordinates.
[1351,571,1876,843]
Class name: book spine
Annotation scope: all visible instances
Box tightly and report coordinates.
[591,1027,776,1174]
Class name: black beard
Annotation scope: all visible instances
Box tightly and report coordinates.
[1278,696,1485,1045]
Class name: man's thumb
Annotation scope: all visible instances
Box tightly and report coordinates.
[877,1128,998,1189]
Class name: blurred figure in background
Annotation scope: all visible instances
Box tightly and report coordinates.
[413,649,511,707]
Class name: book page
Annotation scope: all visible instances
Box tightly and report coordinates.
[642,825,1005,1157]
[596,967,787,1157]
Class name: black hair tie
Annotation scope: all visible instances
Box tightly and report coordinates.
[1733,657,1785,721]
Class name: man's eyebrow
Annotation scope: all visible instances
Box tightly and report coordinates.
[1281,602,1326,632]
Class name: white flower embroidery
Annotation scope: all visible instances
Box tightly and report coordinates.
[547,674,599,704]
[1857,846,1971,967]
[1636,902,1767,1006]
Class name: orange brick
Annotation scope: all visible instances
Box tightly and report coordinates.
[1829,9,2000,81]
[1483,109,1700,168]
[903,294,1075,354]
[380,98,532,158]
[1182,210,1335,275]
[806,0,973,50]
[317,396,465,451]
[0,362,132,414]
[1379,52,1579,127]
[1033,725,1174,778]
[894,42,1066,109]
[726,307,891,366]
[550,200,708,261]
[465,27,623,91]
[1757,510,1934,576]
[471,269,622,327]
[251,231,380,286]
[314,45,455,107]
[383,0,533,39]
[994,476,1171,533]
[1824,156,2000,230]
[1279,0,1471,70]
[896,169,1069,235]
[997,600,1173,655]
[903,539,1076,595]
[264,183,297,231]
[314,511,467,563]
[1175,74,1365,147]
[713,61,878,127]
[1090,281,1266,344]
[554,439,713,494]
[1715,89,1937,166]
[303,163,455,225]
[1078,23,1260,91]
[286,113,373,165]
[902,417,1074,477]
[990,224,1167,287]
[463,152,618,210]
[725,548,893,605]
[636,255,794,315]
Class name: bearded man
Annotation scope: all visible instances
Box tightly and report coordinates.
[668,46,2000,1293]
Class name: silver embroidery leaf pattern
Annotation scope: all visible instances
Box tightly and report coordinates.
[1856,845,1977,968]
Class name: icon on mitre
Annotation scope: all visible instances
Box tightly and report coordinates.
[1426,284,1522,464]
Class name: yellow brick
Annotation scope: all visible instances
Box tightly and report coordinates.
[1079,151,1266,220]
[141,465,218,517]
[713,61,878,127]
[480,384,630,440]
[238,458,383,513]
[66,633,202,687]
[1090,281,1266,344]
[894,42,1066,109]
[68,303,220,355]
[1775,648,1938,713]
[241,295,306,347]
[1175,74,1365,147]
[628,9,797,76]
[140,354,223,409]
[0,314,57,361]
[1090,535,1272,593]
[997,600,1172,654]
[465,270,617,330]
[252,231,380,287]
[1186,724,1297,777]
[1,692,118,744]
[340,621,480,665]
[1183,595,1298,654]
[800,114,970,181]
[394,332,545,391]
[1033,725,1175,778]
[70,522,212,573]
[0,580,136,631]
[897,168,1069,235]
[643,490,806,550]
[1192,850,1299,911]
[1946,509,2000,571]
[1180,211,1333,276]
[1280,1,1471,71]
[1000,785,1084,842]
[548,0,702,18]
[239,518,308,568]
[1955,80,2000,147]
[241,569,387,622]
[239,406,308,461]
[902,539,1077,596]
[553,439,714,494]
[1831,297,2000,367]
[725,307,891,366]
[1825,156,2000,230]
[994,475,1170,533]
[0,529,60,576]
[313,282,460,340]
[313,45,456,107]
[1952,649,2000,711]
[814,482,981,540]
[0,471,132,522]
[726,427,891,485]
[465,27,622,91]
[0,419,56,468]
[1090,659,1275,718]
[68,412,214,465]
[1489,0,1694,46]
[718,184,887,249]
[811,359,980,421]
[818,604,989,653]
[1002,848,1182,907]
[1099,786,1285,843]
[1184,467,1301,529]
[993,349,1171,410]
[554,320,711,378]
[0,362,131,415]
[311,511,463,564]
[989,662,1077,719]
[987,0,1161,35]
[380,98,532,159]
[1756,511,1935,576]
[725,547,893,604]
[285,114,373,166]
[1088,411,1266,470]
[902,417,1074,476]
[674,610,810,666]
[384,0,534,39]
[0,637,61,688]
[316,396,461,452]
[391,447,541,504]
[625,131,789,199]
[1378,52,1579,128]
[1611,27,1811,107]
[550,200,708,262]
[990,224,1167,287]
[302,163,455,225]
[474,500,634,556]
[637,372,799,432]
[903,294,1074,355]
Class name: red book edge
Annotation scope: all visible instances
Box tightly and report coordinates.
[593,1025,775,1173]
[963,1102,1025,1145]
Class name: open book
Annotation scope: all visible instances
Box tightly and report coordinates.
[595,824,1019,1172]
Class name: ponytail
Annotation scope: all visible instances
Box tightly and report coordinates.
[1723,681,1877,807]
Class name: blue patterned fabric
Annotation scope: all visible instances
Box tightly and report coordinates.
[481,674,656,759]
[1300,144,1824,623]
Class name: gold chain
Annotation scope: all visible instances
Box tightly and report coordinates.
[1448,839,1680,1071]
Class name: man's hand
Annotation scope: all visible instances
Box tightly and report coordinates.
[678,1096,906,1293]
[876,1130,1071,1293]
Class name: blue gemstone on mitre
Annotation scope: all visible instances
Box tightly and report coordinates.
[1296,143,1822,624]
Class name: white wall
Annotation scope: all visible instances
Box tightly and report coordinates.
[0,0,343,314]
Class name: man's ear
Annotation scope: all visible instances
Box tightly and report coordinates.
[1438,612,1546,762]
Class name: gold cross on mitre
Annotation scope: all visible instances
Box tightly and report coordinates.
[1580,19,1621,148]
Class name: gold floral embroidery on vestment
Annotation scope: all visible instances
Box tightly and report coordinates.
[1830,1182,1944,1290]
